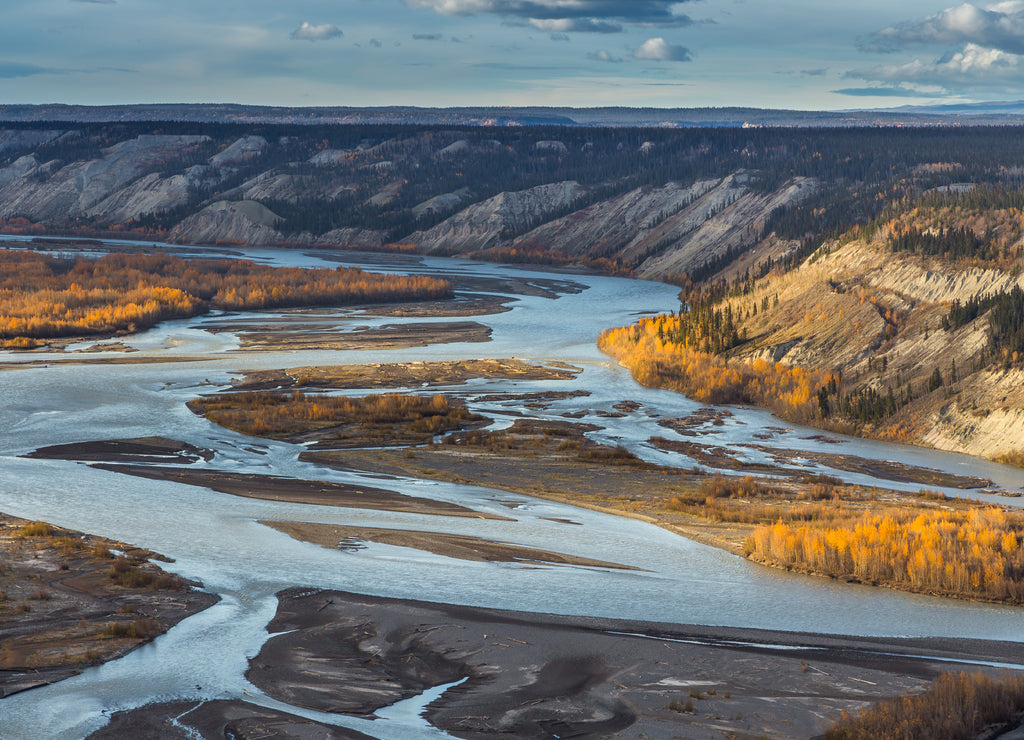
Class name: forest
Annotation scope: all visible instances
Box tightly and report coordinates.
[7,120,1024,247]
[0,249,450,343]
[745,506,1024,603]
[598,311,830,423]
[824,672,1024,740]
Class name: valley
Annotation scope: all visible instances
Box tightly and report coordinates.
[4,117,1024,737]
[1,245,1023,739]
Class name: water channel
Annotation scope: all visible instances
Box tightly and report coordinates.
[1,242,1023,738]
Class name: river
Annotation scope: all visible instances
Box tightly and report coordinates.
[1,243,1023,738]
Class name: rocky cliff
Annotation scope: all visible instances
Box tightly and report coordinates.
[0,123,834,279]
[727,232,1024,461]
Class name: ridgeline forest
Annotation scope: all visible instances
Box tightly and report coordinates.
[4,120,1024,457]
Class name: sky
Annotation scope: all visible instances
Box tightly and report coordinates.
[3,0,1024,110]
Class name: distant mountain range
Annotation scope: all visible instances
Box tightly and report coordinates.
[3,102,1024,128]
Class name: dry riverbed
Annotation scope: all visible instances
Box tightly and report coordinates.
[231,357,580,392]
[88,589,1024,740]
[0,514,216,698]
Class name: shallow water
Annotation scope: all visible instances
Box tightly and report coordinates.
[2,243,1024,738]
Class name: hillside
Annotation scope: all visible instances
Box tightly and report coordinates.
[602,189,1024,461]
[5,123,1024,282]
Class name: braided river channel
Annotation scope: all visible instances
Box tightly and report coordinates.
[1,243,1024,738]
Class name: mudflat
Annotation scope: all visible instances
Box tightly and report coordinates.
[91,464,512,520]
[215,591,1024,738]
[0,514,216,698]
[232,357,580,392]
[261,521,642,570]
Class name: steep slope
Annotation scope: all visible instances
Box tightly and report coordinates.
[169,200,285,246]
[633,178,815,278]
[0,135,209,222]
[507,174,815,278]
[601,191,1024,461]
[407,181,586,254]
[510,179,720,259]
[714,230,1024,459]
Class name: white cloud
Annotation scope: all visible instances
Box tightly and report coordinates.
[587,50,622,62]
[634,37,692,62]
[847,42,1022,89]
[863,2,1024,54]
[290,22,343,42]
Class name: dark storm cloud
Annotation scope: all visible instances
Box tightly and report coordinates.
[403,0,694,30]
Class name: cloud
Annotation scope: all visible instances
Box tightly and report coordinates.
[369,38,382,48]
[634,37,692,62]
[528,18,622,33]
[412,33,444,40]
[290,22,343,41]
[403,1,693,31]
[0,61,57,78]
[587,50,622,62]
[800,68,828,77]
[847,42,1022,88]
[862,2,1024,54]
[832,85,940,98]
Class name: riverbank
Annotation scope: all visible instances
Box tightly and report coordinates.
[0,514,217,698]
[87,589,1024,739]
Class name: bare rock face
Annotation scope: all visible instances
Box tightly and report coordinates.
[0,134,209,222]
[83,172,192,222]
[512,179,721,260]
[308,149,352,166]
[634,177,816,278]
[169,200,285,245]
[0,155,40,187]
[412,188,473,219]
[408,181,586,254]
[729,236,1024,460]
[314,227,388,248]
[828,242,1024,304]
[209,136,267,167]
[229,173,318,204]
[435,140,470,157]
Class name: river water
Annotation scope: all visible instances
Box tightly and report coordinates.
[1,244,1024,738]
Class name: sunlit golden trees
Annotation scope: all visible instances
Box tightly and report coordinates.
[598,313,833,423]
[745,506,1024,603]
[0,249,451,341]
[824,672,1024,740]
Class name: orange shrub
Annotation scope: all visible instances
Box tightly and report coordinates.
[0,250,451,339]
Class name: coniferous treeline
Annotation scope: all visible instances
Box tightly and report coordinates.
[888,226,988,259]
[944,285,1024,366]
[9,121,1024,248]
